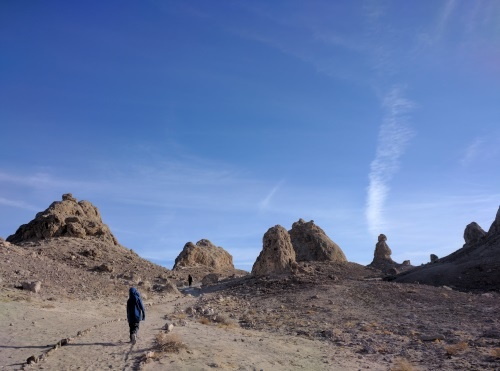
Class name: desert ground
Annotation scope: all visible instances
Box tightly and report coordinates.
[1,264,499,371]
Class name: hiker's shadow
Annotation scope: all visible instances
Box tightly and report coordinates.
[0,345,51,349]
[66,342,119,347]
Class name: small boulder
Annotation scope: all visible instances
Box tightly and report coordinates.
[95,263,114,273]
[201,273,219,287]
[430,254,439,263]
[163,323,175,332]
[22,281,41,293]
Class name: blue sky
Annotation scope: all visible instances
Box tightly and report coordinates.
[1,0,499,271]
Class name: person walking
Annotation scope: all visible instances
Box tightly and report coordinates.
[188,274,193,287]
[127,287,145,344]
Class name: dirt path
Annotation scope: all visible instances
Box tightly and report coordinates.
[1,292,386,371]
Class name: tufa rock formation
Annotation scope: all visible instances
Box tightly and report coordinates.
[368,234,395,269]
[289,219,347,262]
[464,222,486,244]
[368,234,412,274]
[393,206,500,291]
[173,239,234,271]
[7,194,118,245]
[252,225,297,277]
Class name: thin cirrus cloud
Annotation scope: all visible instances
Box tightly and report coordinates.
[258,180,284,211]
[365,87,415,238]
[0,197,39,212]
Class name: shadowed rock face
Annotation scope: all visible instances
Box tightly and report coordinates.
[373,234,393,261]
[368,234,413,274]
[464,222,487,244]
[252,225,297,277]
[289,219,347,262]
[393,206,500,291]
[7,194,118,245]
[173,239,234,271]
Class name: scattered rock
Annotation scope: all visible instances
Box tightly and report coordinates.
[95,263,114,273]
[163,323,175,332]
[420,334,445,342]
[22,281,41,293]
[153,280,180,295]
[251,225,297,277]
[201,273,219,287]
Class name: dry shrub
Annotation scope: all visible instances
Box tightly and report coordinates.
[344,321,356,329]
[198,317,211,325]
[390,358,414,371]
[444,341,468,356]
[213,314,237,328]
[490,348,500,358]
[154,332,187,354]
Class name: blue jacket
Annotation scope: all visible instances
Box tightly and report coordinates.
[127,287,145,323]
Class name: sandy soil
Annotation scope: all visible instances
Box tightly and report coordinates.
[0,288,379,371]
[1,247,499,371]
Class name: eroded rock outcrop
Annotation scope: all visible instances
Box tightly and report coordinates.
[289,219,347,262]
[252,225,297,277]
[7,194,118,245]
[464,222,486,244]
[173,239,234,271]
[368,234,396,270]
[368,234,412,274]
[393,206,500,291]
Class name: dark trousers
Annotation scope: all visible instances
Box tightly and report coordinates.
[129,322,140,336]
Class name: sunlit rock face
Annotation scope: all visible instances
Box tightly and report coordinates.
[289,219,347,262]
[7,193,118,245]
[252,225,296,277]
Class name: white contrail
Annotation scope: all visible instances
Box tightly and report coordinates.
[259,180,284,211]
[366,87,414,237]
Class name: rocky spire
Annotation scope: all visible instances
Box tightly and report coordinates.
[251,225,297,277]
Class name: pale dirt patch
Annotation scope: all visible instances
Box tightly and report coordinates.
[0,291,382,371]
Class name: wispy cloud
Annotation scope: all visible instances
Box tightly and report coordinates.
[461,137,485,166]
[0,197,39,211]
[0,171,103,191]
[259,180,284,211]
[415,0,457,49]
[366,87,415,237]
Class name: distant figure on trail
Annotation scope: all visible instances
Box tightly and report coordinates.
[127,287,145,344]
[188,274,193,287]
